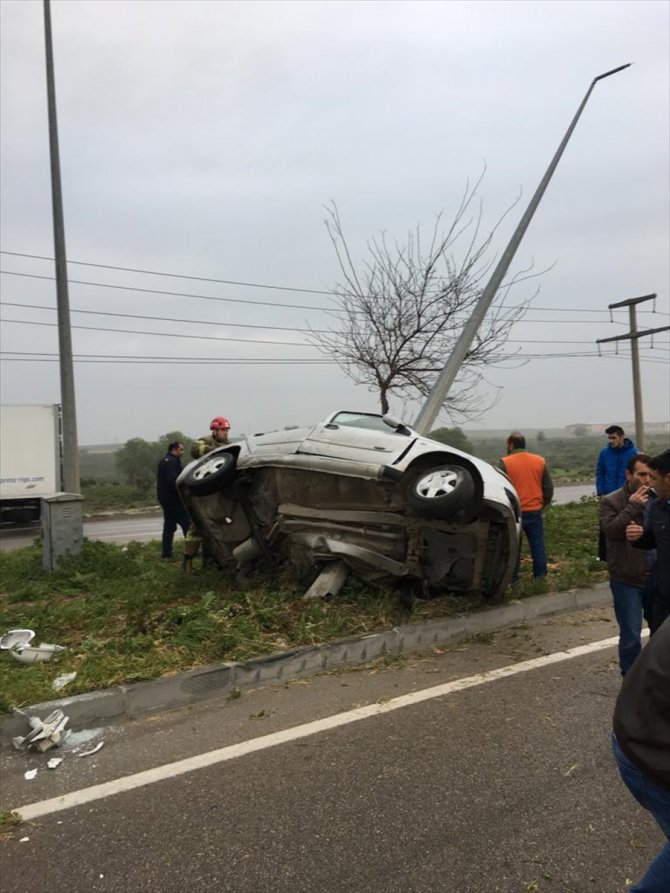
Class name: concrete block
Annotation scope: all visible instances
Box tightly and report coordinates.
[575,583,611,610]
[122,665,235,718]
[522,591,576,621]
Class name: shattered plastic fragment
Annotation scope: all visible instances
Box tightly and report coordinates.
[79,741,104,758]
[12,708,69,752]
[19,837,30,843]
[47,757,63,770]
[10,642,66,665]
[0,629,35,650]
[24,769,37,780]
[52,672,77,691]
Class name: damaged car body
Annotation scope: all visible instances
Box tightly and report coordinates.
[177,411,522,600]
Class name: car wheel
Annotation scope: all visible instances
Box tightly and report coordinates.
[183,450,237,496]
[406,464,475,519]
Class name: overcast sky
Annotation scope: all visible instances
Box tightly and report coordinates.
[1,0,668,444]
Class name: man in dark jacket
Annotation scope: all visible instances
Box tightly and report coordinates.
[156,442,190,560]
[600,455,654,674]
[612,617,670,891]
[627,449,670,634]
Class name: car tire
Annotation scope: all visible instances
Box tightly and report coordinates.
[182,450,237,496]
[406,464,475,519]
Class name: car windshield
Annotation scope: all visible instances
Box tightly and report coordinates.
[328,411,408,434]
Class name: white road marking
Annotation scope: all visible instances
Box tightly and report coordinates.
[14,633,626,822]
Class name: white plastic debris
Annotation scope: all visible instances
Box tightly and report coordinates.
[10,642,66,665]
[47,757,63,770]
[52,671,77,691]
[0,629,35,650]
[12,708,70,752]
[79,741,104,758]
[19,837,30,843]
[24,769,37,780]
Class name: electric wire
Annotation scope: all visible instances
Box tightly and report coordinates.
[1,250,668,318]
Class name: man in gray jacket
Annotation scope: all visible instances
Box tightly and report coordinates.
[600,454,653,675]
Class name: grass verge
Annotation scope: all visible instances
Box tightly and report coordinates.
[0,499,606,712]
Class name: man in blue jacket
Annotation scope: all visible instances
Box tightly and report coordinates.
[597,425,638,496]
[596,425,638,561]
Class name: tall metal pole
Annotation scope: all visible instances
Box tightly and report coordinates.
[43,0,79,492]
[413,63,631,435]
[597,293,662,452]
[627,303,644,450]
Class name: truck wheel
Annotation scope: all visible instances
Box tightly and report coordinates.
[406,464,475,519]
[183,450,237,497]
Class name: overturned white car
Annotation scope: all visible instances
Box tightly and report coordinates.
[177,411,521,600]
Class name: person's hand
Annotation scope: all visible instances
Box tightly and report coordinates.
[626,522,644,542]
[629,485,650,508]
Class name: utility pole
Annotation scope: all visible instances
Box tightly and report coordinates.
[413,63,631,435]
[596,293,668,451]
[43,0,79,493]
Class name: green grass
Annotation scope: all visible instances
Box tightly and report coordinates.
[81,482,156,514]
[0,501,607,712]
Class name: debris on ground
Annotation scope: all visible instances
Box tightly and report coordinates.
[47,757,63,770]
[24,769,37,780]
[0,629,35,650]
[52,672,77,691]
[12,708,70,752]
[9,642,66,665]
[78,741,104,758]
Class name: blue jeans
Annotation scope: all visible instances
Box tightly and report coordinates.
[612,734,670,891]
[516,511,547,578]
[610,580,648,675]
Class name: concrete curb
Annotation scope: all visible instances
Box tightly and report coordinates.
[0,583,612,744]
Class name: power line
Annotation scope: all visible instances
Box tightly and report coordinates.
[0,301,326,335]
[1,263,667,318]
[1,349,666,364]
[0,270,334,312]
[0,317,315,347]
[0,353,333,365]
[4,301,668,346]
[0,250,335,296]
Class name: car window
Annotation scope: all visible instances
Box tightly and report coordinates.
[328,412,407,434]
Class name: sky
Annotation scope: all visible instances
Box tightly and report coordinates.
[0,0,668,445]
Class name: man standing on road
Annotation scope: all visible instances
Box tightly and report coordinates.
[627,449,670,634]
[612,616,670,891]
[500,432,554,580]
[596,425,638,561]
[183,416,231,573]
[156,441,190,560]
[600,455,653,675]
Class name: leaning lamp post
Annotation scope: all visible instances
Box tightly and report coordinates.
[413,64,632,435]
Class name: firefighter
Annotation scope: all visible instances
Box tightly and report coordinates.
[183,416,231,573]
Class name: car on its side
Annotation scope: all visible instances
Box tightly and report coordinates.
[177,410,521,600]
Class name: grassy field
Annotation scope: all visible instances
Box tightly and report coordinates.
[0,499,607,712]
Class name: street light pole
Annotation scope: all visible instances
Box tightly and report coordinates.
[413,63,631,435]
[43,0,79,493]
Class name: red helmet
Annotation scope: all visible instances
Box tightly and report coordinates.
[210,416,230,431]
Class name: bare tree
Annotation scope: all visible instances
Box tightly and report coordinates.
[310,178,540,420]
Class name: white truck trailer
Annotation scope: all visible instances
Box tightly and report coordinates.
[0,404,62,522]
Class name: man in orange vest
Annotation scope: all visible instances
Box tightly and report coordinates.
[500,432,554,580]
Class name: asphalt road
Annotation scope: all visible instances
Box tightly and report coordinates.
[0,605,662,893]
[0,484,595,553]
